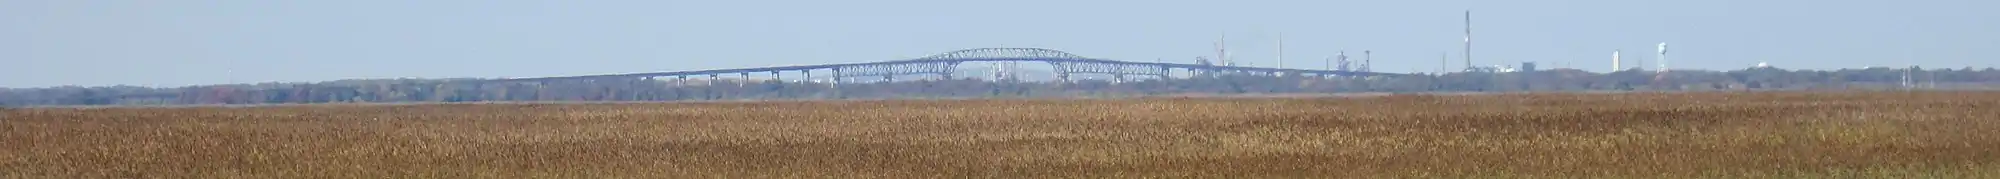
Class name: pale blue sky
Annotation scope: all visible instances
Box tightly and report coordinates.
[4,0,1995,87]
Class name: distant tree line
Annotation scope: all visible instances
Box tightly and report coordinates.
[4,67,1999,106]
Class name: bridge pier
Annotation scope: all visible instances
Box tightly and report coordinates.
[534,81,548,101]
[827,68,842,98]
[831,68,843,84]
[739,72,749,88]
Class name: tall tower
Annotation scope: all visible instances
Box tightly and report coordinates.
[1657,42,1669,73]
[1363,50,1373,72]
[1277,33,1285,69]
[1216,34,1230,67]
[1612,50,1622,72]
[1464,10,1473,72]
[1272,32,1288,69]
[1336,51,1350,71]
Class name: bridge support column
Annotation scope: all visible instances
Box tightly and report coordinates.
[772,71,782,83]
[828,68,842,98]
[736,72,752,88]
[535,81,547,101]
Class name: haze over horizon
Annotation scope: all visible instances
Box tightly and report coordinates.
[5,0,1995,88]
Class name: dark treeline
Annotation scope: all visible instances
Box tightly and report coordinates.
[5,66,2000,106]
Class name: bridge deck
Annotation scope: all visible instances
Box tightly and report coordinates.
[487,58,1406,83]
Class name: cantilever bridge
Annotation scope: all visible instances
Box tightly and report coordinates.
[486,48,1407,84]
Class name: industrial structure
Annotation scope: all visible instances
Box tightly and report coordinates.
[1658,42,1670,73]
[1613,50,1622,72]
[1463,10,1474,72]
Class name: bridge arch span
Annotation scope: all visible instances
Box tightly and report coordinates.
[915,48,1089,61]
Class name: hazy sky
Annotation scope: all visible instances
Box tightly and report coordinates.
[4,0,1995,88]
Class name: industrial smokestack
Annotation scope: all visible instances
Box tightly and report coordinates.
[1613,50,1622,72]
[1277,33,1285,69]
[1363,50,1373,72]
[1326,56,1334,71]
[1464,10,1473,72]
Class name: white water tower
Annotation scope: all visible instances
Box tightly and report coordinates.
[1657,42,1669,72]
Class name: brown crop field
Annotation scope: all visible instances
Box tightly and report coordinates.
[5,91,2000,178]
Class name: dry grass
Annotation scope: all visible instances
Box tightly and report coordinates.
[5,91,2000,178]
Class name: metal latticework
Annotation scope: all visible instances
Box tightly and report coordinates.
[1049,61,1171,81]
[915,48,1089,61]
[831,62,959,82]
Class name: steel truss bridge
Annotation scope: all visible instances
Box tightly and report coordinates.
[486,48,1407,84]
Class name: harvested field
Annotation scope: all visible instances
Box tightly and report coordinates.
[4,92,2000,178]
